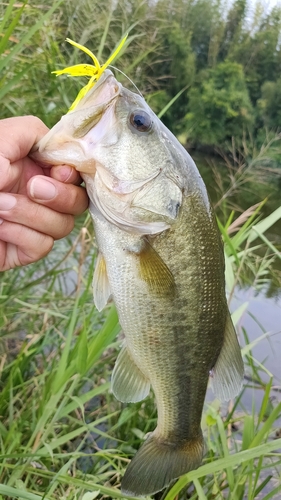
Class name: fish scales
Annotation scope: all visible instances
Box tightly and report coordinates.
[94,195,224,436]
[31,69,244,497]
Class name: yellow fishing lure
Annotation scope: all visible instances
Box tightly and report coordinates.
[53,34,128,111]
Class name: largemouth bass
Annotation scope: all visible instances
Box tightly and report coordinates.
[31,70,244,497]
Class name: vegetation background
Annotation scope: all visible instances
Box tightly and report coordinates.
[0,0,281,499]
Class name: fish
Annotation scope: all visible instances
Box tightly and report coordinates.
[31,69,244,497]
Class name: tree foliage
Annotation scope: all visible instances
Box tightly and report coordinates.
[184,61,253,145]
[258,79,281,131]
[1,0,281,150]
[139,0,281,147]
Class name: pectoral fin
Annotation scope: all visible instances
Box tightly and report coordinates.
[93,253,111,312]
[212,312,244,401]
[111,345,150,403]
[138,240,176,298]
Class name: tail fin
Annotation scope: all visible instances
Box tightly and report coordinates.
[121,432,204,497]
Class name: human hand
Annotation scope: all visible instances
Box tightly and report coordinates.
[0,116,89,271]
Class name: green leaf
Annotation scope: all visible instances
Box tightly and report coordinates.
[0,484,47,500]
[81,492,100,500]
[206,414,217,426]
[165,438,281,500]
[231,302,249,327]
[248,206,281,243]
[254,475,272,497]
[225,251,236,291]
[0,0,27,54]
[193,478,208,499]
[249,403,281,448]
[76,328,88,375]
[217,217,239,265]
[158,85,189,119]
[0,0,64,73]
[250,228,281,258]
[242,415,255,450]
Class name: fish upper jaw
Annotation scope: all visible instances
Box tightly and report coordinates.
[30,70,121,173]
[75,69,120,110]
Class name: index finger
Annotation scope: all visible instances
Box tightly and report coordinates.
[0,116,49,163]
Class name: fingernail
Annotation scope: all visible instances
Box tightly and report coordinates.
[30,177,57,201]
[0,193,17,211]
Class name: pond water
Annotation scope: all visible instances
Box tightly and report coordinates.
[232,288,281,419]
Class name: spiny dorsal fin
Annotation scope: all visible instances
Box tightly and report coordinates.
[92,252,111,312]
[138,239,176,298]
[212,311,244,401]
[111,344,150,403]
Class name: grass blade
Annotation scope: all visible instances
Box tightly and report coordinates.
[248,206,281,243]
[0,0,63,73]
[165,438,281,499]
[157,85,189,119]
[0,1,27,54]
[0,484,47,499]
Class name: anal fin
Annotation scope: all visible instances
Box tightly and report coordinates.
[93,253,111,312]
[111,345,150,403]
[212,311,244,401]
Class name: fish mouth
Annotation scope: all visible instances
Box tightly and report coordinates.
[78,69,120,109]
[30,70,120,171]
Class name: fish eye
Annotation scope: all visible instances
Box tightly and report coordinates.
[129,109,152,133]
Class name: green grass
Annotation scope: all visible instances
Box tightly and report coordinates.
[1,207,281,500]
